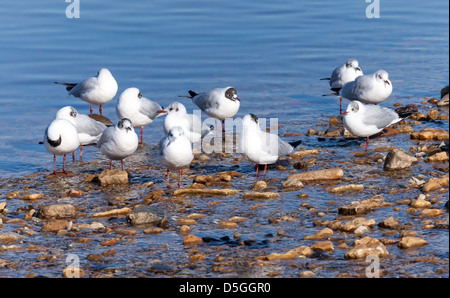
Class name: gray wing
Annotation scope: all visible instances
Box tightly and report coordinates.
[139,97,162,120]
[96,126,115,149]
[158,136,170,156]
[362,105,400,129]
[260,130,293,157]
[76,114,107,136]
[69,76,98,97]
[192,92,218,111]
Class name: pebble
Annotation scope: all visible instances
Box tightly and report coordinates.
[311,240,334,252]
[411,128,449,141]
[242,192,280,199]
[378,216,402,229]
[62,267,85,278]
[422,176,449,192]
[183,234,203,245]
[304,227,333,240]
[290,149,319,159]
[38,204,77,219]
[284,168,343,183]
[383,149,418,171]
[299,271,316,278]
[143,227,163,234]
[41,220,70,232]
[425,152,449,163]
[173,188,238,196]
[354,225,370,236]
[262,245,313,261]
[178,225,191,234]
[0,232,23,244]
[410,197,431,208]
[91,207,132,218]
[126,206,165,226]
[338,195,390,215]
[176,218,196,225]
[420,209,443,217]
[217,220,238,229]
[398,236,428,249]
[252,180,268,190]
[344,237,389,259]
[330,184,364,193]
[340,218,376,232]
[19,193,44,201]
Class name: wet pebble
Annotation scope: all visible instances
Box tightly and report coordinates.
[304,227,333,240]
[38,204,77,219]
[344,237,389,259]
[383,149,418,171]
[398,236,428,249]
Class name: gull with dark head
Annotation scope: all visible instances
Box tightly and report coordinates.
[239,113,302,178]
[159,126,194,188]
[97,118,138,171]
[181,86,240,133]
[116,87,164,144]
[157,101,213,144]
[43,118,80,174]
[55,106,106,160]
[342,100,405,152]
[322,59,364,114]
[340,70,393,106]
[55,68,118,115]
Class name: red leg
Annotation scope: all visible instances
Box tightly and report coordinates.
[339,97,342,115]
[222,119,225,133]
[121,159,124,171]
[178,169,182,188]
[72,151,75,161]
[255,164,259,178]
[166,169,171,188]
[99,105,102,115]
[140,127,144,144]
[90,105,93,115]
[364,136,369,152]
[62,154,67,173]
[109,160,112,170]
[262,164,267,178]
[53,155,57,174]
[79,145,84,161]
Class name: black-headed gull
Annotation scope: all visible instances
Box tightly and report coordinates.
[43,118,80,174]
[340,70,393,106]
[55,106,106,160]
[116,87,164,144]
[322,59,363,114]
[157,102,213,144]
[159,126,194,188]
[322,58,363,92]
[97,118,138,171]
[181,86,240,133]
[55,68,118,115]
[239,113,302,178]
[342,100,405,152]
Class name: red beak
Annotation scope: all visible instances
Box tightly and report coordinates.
[342,111,348,115]
[385,80,390,85]
[157,110,167,113]
[236,97,241,102]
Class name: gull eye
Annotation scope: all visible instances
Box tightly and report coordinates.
[176,108,179,112]
[138,92,142,98]
[169,108,173,111]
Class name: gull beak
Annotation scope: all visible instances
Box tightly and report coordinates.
[341,111,349,115]
[385,80,390,86]
[355,67,361,71]
[157,110,167,114]
[126,127,132,132]
[235,96,240,102]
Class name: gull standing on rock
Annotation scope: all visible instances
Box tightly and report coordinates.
[116,87,164,144]
[159,126,194,188]
[340,70,393,106]
[55,106,106,161]
[43,118,80,174]
[55,68,118,115]
[342,100,405,152]
[157,102,213,144]
[97,118,138,171]
[322,59,363,114]
[239,113,302,178]
[181,87,240,134]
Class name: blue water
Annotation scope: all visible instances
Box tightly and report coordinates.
[0,0,448,176]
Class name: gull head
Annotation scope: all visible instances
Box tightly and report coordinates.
[225,87,240,102]
[118,118,133,132]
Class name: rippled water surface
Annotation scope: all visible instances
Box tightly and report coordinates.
[0,0,448,279]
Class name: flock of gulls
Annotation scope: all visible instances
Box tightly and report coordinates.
[44,59,402,187]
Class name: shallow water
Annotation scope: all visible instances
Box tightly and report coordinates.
[0,0,448,278]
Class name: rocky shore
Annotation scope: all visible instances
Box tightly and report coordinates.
[0,90,448,278]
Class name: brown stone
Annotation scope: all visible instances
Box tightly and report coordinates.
[174,188,238,196]
[183,234,203,245]
[311,240,334,252]
[341,218,376,232]
[242,192,280,199]
[90,207,132,218]
[398,236,428,249]
[420,209,443,217]
[38,204,77,219]
[344,237,389,259]
[304,228,333,240]
[383,149,418,171]
[338,195,390,215]
[422,176,449,192]
[330,184,364,193]
[284,168,343,183]
[264,246,313,261]
[378,216,402,229]
[411,128,449,141]
[42,220,70,232]
[425,152,449,163]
